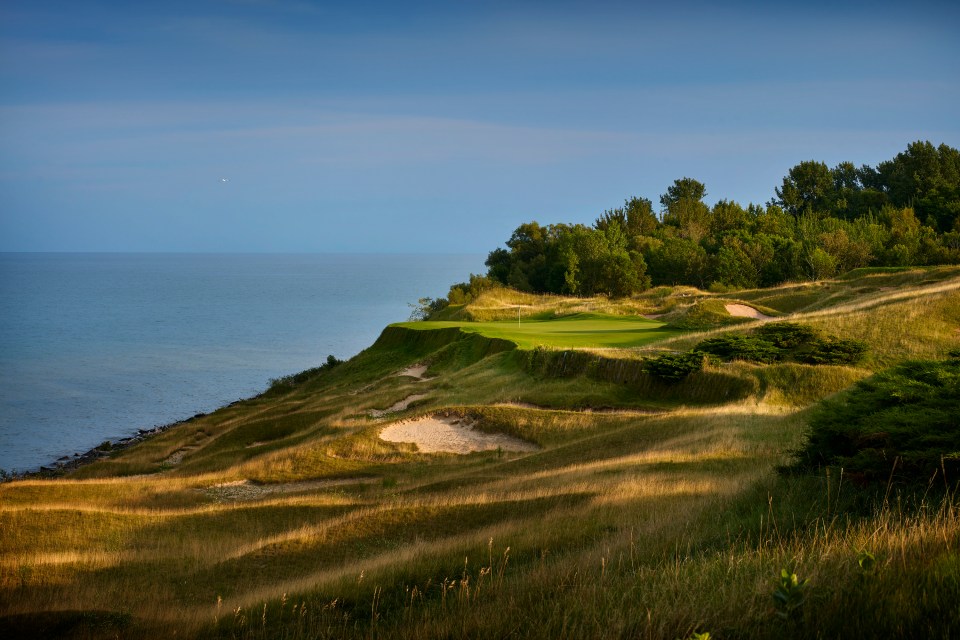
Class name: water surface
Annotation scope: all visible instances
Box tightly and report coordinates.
[0,253,484,471]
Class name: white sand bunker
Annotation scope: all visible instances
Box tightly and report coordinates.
[380,415,539,454]
[725,304,772,319]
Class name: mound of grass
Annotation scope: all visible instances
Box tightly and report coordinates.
[663,299,752,330]
[791,356,960,484]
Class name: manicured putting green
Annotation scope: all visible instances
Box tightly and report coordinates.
[394,312,677,349]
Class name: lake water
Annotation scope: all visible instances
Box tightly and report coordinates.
[0,253,485,472]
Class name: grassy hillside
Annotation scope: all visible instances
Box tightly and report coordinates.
[2,267,959,639]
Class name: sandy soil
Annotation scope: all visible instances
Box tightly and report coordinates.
[204,478,376,501]
[724,304,772,319]
[162,446,198,466]
[397,364,429,379]
[369,393,428,418]
[380,414,538,454]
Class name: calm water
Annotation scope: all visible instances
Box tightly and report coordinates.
[0,253,485,472]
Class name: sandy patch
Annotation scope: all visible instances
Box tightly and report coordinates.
[380,414,539,454]
[397,364,430,379]
[162,446,198,466]
[724,304,772,319]
[369,394,428,418]
[204,478,375,501]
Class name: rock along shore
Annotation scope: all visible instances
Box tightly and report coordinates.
[2,398,247,482]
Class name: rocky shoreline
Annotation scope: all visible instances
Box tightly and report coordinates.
[2,399,243,482]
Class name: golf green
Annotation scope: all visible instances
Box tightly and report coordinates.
[394,312,676,349]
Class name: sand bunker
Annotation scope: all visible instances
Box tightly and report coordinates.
[725,304,772,319]
[380,415,538,454]
[369,393,428,418]
[397,364,430,380]
[204,478,375,501]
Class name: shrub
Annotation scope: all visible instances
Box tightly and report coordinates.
[799,337,868,365]
[791,358,960,483]
[447,274,497,306]
[643,351,706,382]
[754,322,820,349]
[694,334,781,363]
[408,297,448,321]
[267,354,343,392]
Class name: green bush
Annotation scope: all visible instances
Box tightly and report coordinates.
[754,322,820,349]
[799,337,868,365]
[791,358,960,483]
[643,351,706,382]
[267,354,343,392]
[693,323,867,367]
[694,334,781,363]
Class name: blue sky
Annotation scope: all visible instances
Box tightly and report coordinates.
[2,0,958,253]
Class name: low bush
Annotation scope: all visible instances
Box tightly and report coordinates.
[694,334,781,363]
[799,337,869,365]
[693,323,868,367]
[643,351,706,382]
[754,322,820,349]
[791,357,960,483]
[267,354,343,392]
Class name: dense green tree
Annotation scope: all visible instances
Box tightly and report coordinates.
[709,199,751,238]
[661,178,711,243]
[480,142,960,298]
[775,160,835,216]
[708,231,778,289]
[817,219,873,275]
[485,248,511,284]
[659,177,707,208]
[878,142,960,204]
[750,204,795,238]
[595,196,658,239]
[645,236,709,287]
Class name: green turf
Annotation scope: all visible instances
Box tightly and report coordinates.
[393,312,677,349]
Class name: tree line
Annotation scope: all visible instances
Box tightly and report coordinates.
[444,141,960,303]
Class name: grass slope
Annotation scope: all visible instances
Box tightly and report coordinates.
[2,267,959,640]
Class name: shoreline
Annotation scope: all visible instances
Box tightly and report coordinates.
[2,400,246,482]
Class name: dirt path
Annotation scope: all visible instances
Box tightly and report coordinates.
[380,414,538,454]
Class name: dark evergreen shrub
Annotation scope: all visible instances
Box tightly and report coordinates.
[693,334,781,363]
[799,337,868,365]
[754,322,820,349]
[643,352,705,382]
[792,358,960,483]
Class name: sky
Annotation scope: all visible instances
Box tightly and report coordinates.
[1,0,958,253]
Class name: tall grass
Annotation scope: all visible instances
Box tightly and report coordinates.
[3,270,959,638]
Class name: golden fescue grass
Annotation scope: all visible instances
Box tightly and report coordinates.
[0,401,793,627]
[652,270,960,371]
[4,271,959,638]
[453,285,708,322]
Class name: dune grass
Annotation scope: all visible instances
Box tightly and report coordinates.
[2,267,960,639]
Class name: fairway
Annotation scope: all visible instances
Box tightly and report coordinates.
[394,312,676,349]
